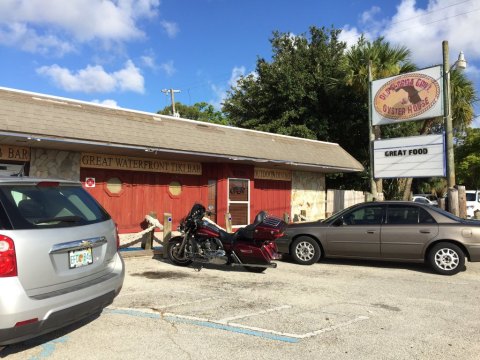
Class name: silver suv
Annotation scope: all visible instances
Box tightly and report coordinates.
[0,176,124,348]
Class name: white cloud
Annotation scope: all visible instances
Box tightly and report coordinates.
[0,23,75,56]
[0,0,160,55]
[378,0,480,67]
[339,25,368,49]
[141,55,156,69]
[160,60,176,76]
[160,20,179,38]
[91,99,119,107]
[360,6,381,25]
[37,60,144,93]
[228,66,246,87]
[210,66,247,109]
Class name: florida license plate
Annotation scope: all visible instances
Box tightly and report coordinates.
[69,248,93,269]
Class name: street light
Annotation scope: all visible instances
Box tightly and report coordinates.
[442,41,467,190]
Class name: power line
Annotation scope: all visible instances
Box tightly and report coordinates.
[393,7,480,33]
[389,0,474,26]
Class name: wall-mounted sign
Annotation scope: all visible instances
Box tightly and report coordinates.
[254,167,292,181]
[372,66,443,126]
[85,177,96,188]
[80,153,202,175]
[0,145,30,161]
[374,134,445,179]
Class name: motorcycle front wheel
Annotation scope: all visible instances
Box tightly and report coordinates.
[167,237,193,266]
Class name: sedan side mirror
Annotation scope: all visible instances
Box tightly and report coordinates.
[332,217,344,227]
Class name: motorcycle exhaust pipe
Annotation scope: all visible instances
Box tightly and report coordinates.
[230,253,277,268]
[230,262,277,269]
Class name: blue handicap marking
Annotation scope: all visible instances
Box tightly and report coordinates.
[28,336,69,360]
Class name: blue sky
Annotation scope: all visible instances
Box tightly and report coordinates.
[1,0,479,125]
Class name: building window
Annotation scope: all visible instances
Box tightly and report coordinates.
[168,181,182,197]
[106,177,122,195]
[228,178,249,227]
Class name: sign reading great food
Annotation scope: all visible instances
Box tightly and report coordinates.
[81,153,202,175]
[254,167,292,181]
[372,66,443,125]
[373,134,445,178]
[0,145,30,161]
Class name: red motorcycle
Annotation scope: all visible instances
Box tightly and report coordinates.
[167,204,286,273]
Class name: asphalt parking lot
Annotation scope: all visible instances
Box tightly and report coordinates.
[3,253,480,360]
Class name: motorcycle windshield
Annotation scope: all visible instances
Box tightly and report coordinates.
[188,203,206,220]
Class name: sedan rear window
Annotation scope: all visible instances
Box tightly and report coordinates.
[0,184,110,229]
[387,205,436,225]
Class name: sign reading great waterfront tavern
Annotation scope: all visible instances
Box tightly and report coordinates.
[81,153,202,175]
[373,134,445,179]
[254,167,292,181]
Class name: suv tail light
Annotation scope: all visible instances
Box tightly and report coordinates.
[115,224,120,250]
[0,235,17,277]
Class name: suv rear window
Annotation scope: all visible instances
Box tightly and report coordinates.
[0,183,110,229]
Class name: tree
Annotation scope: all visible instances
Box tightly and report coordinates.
[223,26,371,189]
[222,26,477,193]
[341,36,420,197]
[158,102,228,125]
[456,128,480,189]
[223,26,349,141]
[343,37,476,198]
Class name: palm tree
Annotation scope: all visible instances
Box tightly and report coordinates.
[342,36,417,198]
[342,36,476,199]
[343,36,416,97]
[450,70,476,134]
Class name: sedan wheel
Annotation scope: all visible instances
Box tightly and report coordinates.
[428,242,465,275]
[291,236,321,265]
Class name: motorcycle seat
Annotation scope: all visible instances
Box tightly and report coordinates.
[218,229,236,244]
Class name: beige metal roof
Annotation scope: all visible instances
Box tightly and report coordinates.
[0,87,364,173]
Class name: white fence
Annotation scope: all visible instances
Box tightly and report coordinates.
[326,189,366,217]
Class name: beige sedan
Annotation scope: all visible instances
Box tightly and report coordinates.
[276,201,480,275]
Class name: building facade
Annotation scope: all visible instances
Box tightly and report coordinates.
[0,87,363,233]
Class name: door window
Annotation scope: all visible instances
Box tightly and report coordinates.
[228,178,249,226]
[344,206,383,225]
[387,205,436,224]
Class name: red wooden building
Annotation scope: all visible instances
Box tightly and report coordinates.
[0,87,363,232]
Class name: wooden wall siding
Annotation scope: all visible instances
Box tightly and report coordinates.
[80,168,209,233]
[80,163,293,233]
[252,179,291,219]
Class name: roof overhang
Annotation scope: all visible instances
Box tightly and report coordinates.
[0,131,362,173]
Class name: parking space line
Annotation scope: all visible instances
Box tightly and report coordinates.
[106,307,369,344]
[298,316,370,339]
[165,316,299,343]
[217,305,291,323]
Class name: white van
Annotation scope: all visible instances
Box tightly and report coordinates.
[466,190,480,218]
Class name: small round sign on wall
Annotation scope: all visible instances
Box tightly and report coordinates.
[85,177,96,188]
[374,72,441,121]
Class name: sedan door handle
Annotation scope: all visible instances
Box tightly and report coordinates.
[419,230,431,234]
[366,230,376,234]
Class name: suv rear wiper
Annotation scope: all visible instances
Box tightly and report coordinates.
[34,215,84,225]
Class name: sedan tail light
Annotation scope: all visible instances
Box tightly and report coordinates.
[0,235,17,277]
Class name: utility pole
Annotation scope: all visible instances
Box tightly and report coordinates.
[367,60,378,199]
[442,41,455,189]
[162,89,181,117]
